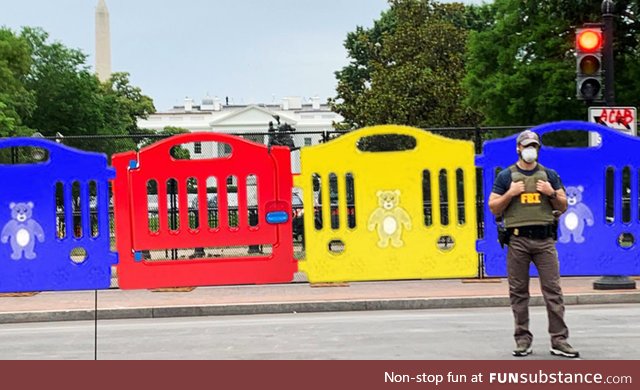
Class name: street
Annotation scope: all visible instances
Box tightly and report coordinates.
[0,304,638,360]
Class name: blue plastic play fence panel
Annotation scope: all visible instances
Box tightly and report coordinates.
[477,121,640,277]
[0,138,117,293]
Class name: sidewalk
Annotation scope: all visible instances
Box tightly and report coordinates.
[1,277,639,324]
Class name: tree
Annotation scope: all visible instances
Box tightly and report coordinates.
[102,72,155,136]
[21,27,104,137]
[99,72,157,157]
[330,0,486,132]
[0,102,18,135]
[18,27,155,156]
[0,27,35,136]
[464,0,640,128]
[329,7,396,130]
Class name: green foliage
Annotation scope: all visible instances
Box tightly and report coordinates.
[331,0,485,131]
[98,72,157,156]
[0,27,156,156]
[21,28,106,144]
[464,0,640,130]
[102,72,156,136]
[0,28,35,136]
[330,7,396,130]
[0,102,17,134]
[331,0,640,147]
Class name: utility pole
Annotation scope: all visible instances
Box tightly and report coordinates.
[602,0,616,106]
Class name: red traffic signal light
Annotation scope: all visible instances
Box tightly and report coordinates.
[576,29,603,52]
[576,26,604,101]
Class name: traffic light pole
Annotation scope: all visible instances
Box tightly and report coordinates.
[602,0,615,106]
[593,0,636,290]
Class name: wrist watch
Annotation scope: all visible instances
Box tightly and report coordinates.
[549,190,558,200]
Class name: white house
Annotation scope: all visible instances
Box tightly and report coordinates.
[137,96,343,173]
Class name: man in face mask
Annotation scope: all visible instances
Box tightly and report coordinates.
[488,130,579,358]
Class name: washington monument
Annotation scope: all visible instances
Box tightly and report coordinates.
[95,0,111,82]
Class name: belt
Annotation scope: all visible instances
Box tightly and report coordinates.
[507,225,554,240]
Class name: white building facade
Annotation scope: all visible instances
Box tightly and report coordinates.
[137,96,343,173]
[140,97,341,139]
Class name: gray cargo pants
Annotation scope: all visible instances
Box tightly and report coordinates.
[507,235,569,345]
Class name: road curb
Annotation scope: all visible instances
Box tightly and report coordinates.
[1,292,638,325]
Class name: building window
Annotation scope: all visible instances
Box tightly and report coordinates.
[304,137,312,146]
[194,142,202,154]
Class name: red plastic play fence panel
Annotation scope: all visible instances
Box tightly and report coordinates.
[112,133,296,289]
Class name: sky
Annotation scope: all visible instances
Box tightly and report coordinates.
[1,0,489,111]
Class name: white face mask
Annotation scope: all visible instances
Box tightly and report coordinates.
[521,146,538,163]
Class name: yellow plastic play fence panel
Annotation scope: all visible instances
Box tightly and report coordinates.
[295,125,478,283]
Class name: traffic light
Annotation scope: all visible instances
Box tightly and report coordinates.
[576,26,604,101]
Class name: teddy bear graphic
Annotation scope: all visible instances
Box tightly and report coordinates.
[558,186,594,244]
[367,190,412,248]
[1,202,45,260]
